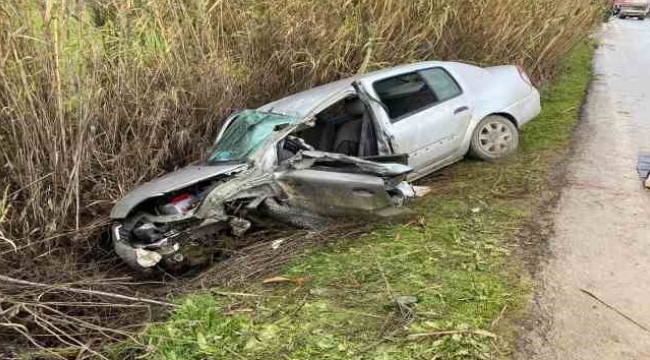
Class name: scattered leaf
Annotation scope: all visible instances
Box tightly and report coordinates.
[196,332,208,351]
[225,308,254,315]
[262,276,293,284]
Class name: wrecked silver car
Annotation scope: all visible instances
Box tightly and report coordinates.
[110,108,414,271]
[110,61,541,271]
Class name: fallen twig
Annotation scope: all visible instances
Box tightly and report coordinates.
[407,329,497,340]
[355,328,402,355]
[580,288,650,333]
[490,305,508,328]
[0,275,175,308]
[373,253,413,319]
[211,290,263,298]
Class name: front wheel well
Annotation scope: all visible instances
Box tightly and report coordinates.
[489,112,518,128]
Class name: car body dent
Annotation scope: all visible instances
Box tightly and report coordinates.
[276,169,394,215]
[287,150,412,177]
[110,59,541,271]
[110,163,248,219]
[258,77,358,118]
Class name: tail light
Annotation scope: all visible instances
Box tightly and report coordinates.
[517,66,533,87]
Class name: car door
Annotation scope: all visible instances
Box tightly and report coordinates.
[357,67,472,174]
[275,151,412,216]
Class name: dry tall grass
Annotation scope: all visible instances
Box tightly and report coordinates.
[0,0,606,354]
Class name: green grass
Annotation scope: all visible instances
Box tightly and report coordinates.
[112,41,595,360]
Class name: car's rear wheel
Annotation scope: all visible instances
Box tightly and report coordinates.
[469,115,519,161]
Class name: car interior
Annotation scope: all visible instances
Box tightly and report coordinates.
[373,73,438,119]
[279,96,379,162]
[277,68,463,165]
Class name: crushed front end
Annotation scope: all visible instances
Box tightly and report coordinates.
[109,164,252,272]
[109,110,423,272]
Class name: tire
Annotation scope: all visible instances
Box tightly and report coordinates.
[639,16,645,20]
[469,115,519,162]
[620,15,627,19]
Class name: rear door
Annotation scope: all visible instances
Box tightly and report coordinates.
[275,169,394,215]
[357,67,472,173]
[275,152,412,216]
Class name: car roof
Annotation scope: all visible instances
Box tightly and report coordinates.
[258,61,454,118]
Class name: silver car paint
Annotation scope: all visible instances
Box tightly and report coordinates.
[110,163,248,219]
[287,150,411,176]
[259,77,358,118]
[353,62,540,180]
[112,61,540,219]
[257,61,540,180]
[110,60,541,270]
[275,169,394,215]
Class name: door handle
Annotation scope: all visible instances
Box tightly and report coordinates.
[454,106,469,115]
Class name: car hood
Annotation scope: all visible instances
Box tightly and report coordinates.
[110,163,248,219]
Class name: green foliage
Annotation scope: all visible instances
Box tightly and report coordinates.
[117,41,596,360]
[143,295,250,359]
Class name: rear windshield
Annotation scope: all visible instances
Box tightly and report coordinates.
[207,110,298,164]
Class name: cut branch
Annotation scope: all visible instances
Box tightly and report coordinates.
[0,275,176,308]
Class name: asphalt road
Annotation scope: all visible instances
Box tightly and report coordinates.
[516,18,650,360]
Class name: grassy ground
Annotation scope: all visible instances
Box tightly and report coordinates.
[110,41,595,360]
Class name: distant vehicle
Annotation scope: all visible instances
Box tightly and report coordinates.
[613,0,624,15]
[110,61,541,272]
[618,0,649,19]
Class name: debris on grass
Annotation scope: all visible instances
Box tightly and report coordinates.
[406,329,497,341]
[262,276,294,285]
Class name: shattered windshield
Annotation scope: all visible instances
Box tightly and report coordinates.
[207,110,299,164]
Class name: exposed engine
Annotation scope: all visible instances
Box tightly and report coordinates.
[113,181,232,272]
[128,183,214,245]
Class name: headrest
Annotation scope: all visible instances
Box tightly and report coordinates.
[344,98,365,117]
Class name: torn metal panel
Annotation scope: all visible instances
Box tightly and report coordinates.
[195,170,276,220]
[275,169,394,214]
[394,181,416,199]
[353,81,394,156]
[288,150,412,178]
[259,197,329,229]
[110,164,247,219]
[258,78,358,118]
[229,218,252,237]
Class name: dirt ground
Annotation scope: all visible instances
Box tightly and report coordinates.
[515,19,650,360]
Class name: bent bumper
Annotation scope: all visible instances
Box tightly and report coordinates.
[112,224,182,271]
